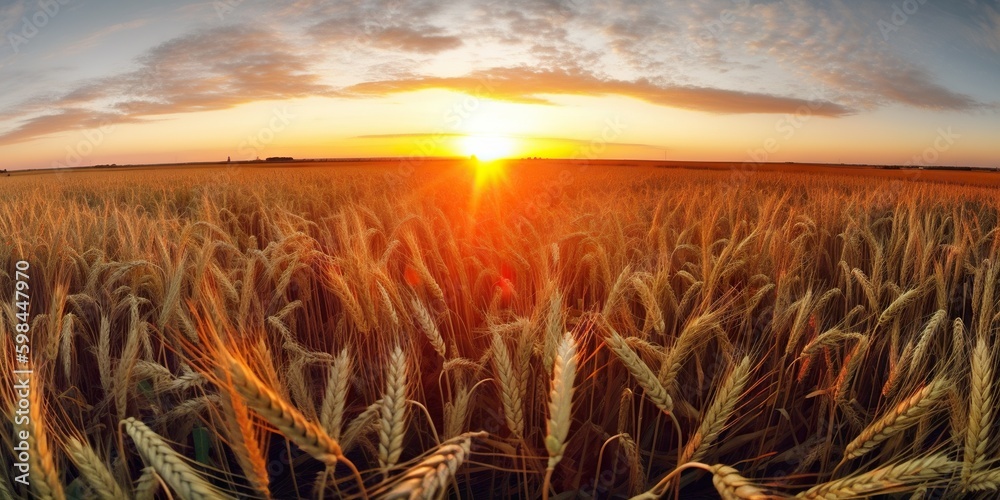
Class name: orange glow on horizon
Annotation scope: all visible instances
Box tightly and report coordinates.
[460,135,518,161]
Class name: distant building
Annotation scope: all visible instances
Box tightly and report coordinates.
[265,157,294,162]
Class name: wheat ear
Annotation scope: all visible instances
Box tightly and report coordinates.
[28,382,64,499]
[634,462,776,499]
[133,466,159,500]
[543,332,579,500]
[381,431,486,499]
[682,356,752,464]
[606,331,673,413]
[412,298,446,359]
[843,378,947,461]
[343,398,383,453]
[122,417,228,499]
[910,309,947,370]
[218,387,270,499]
[65,437,126,500]
[797,454,956,498]
[320,348,352,441]
[380,345,409,475]
[967,469,1000,491]
[226,357,343,465]
[226,353,369,497]
[800,329,864,358]
[632,275,666,335]
[492,332,525,438]
[710,464,774,500]
[876,287,921,328]
[963,337,994,487]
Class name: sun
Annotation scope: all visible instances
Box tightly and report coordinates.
[460,135,516,161]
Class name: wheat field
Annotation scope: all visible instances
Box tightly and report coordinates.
[1,160,998,499]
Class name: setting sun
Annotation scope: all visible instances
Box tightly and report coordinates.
[460,135,517,161]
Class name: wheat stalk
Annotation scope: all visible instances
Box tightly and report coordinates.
[543,288,563,373]
[98,313,112,397]
[343,399,383,453]
[323,263,370,333]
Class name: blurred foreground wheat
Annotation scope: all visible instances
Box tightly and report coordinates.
[1,161,998,498]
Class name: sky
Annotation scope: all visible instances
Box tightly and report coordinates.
[0,0,998,170]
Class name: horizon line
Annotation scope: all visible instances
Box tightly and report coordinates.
[4,156,998,174]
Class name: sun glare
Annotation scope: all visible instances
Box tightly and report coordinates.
[460,135,516,161]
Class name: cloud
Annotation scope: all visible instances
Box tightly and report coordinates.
[1,0,993,149]
[494,0,986,112]
[0,1,27,35]
[58,18,149,57]
[731,1,985,111]
[964,0,1000,54]
[309,20,461,53]
[0,109,136,144]
[0,25,334,145]
[345,66,854,116]
[300,0,461,53]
